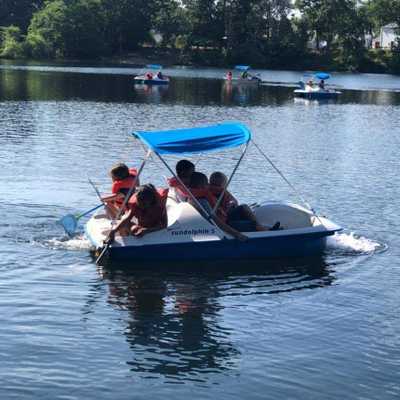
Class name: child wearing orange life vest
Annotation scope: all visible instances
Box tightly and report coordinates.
[209,171,280,231]
[102,163,140,219]
[108,184,168,240]
[188,172,247,241]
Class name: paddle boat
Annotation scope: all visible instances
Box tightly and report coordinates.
[84,123,342,265]
[134,64,170,85]
[225,65,261,85]
[294,72,341,100]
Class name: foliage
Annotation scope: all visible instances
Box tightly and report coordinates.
[0,0,399,73]
[0,26,26,58]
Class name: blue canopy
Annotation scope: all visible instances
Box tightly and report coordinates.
[315,72,330,80]
[133,123,251,155]
[146,64,162,69]
[235,65,250,71]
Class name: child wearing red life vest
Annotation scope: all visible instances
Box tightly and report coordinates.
[108,184,168,240]
[102,163,140,219]
[188,172,247,241]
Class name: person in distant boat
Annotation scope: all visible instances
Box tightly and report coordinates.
[168,159,195,201]
[226,71,233,81]
[209,171,280,231]
[188,172,247,241]
[318,79,325,89]
[102,163,139,219]
[107,184,168,241]
[146,72,153,80]
[156,71,164,80]
[241,71,248,79]
[307,79,314,89]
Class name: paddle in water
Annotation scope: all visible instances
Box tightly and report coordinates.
[59,203,104,237]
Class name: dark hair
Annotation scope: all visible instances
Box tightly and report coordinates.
[190,172,208,188]
[110,163,130,180]
[210,171,227,187]
[136,184,157,205]
[176,159,195,178]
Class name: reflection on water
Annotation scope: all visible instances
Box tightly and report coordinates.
[1,68,400,106]
[95,257,333,381]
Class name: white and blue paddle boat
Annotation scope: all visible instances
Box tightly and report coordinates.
[294,72,341,100]
[85,123,342,264]
[134,64,170,85]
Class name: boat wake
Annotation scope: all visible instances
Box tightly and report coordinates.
[326,232,386,255]
[41,235,93,251]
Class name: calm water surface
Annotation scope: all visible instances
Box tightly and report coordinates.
[1,63,400,399]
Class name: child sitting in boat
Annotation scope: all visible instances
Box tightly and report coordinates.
[168,159,195,201]
[102,163,139,218]
[188,172,247,241]
[108,184,168,240]
[209,171,280,231]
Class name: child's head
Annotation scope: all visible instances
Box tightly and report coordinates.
[189,172,208,189]
[176,159,195,185]
[136,184,157,208]
[210,171,227,188]
[110,163,130,181]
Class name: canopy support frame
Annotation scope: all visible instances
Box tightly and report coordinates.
[212,142,248,215]
[154,152,220,226]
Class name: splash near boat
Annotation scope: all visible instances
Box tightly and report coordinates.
[80,122,342,266]
[134,64,170,85]
[294,72,341,99]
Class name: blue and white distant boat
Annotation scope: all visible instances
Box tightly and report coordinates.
[86,123,342,264]
[294,72,341,99]
[134,64,170,85]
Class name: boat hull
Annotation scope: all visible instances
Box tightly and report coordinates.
[294,89,340,99]
[86,202,341,265]
[134,78,169,85]
[105,231,330,262]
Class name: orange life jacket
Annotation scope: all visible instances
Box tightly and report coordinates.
[111,168,139,206]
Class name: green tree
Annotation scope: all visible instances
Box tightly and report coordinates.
[0,25,25,58]
[0,1,44,32]
[26,0,108,58]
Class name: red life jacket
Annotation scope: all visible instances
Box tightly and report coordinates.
[189,187,226,221]
[168,177,190,200]
[208,185,237,213]
[128,188,168,228]
[111,168,138,206]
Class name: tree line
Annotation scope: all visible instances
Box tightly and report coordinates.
[0,0,399,72]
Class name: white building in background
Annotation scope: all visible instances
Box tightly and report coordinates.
[373,23,398,49]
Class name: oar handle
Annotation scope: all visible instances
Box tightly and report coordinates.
[77,203,104,219]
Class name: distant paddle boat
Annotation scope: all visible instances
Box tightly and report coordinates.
[85,123,342,265]
[225,65,261,85]
[294,72,341,99]
[134,64,170,85]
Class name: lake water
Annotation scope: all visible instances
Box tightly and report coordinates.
[1,62,400,399]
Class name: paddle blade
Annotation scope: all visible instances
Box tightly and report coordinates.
[59,214,78,237]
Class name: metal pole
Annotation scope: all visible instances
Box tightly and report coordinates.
[251,140,325,227]
[212,142,248,214]
[154,152,217,224]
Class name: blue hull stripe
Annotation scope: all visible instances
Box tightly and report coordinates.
[108,231,332,262]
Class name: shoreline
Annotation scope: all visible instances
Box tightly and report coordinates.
[1,47,398,76]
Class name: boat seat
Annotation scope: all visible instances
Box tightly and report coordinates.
[253,203,313,229]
